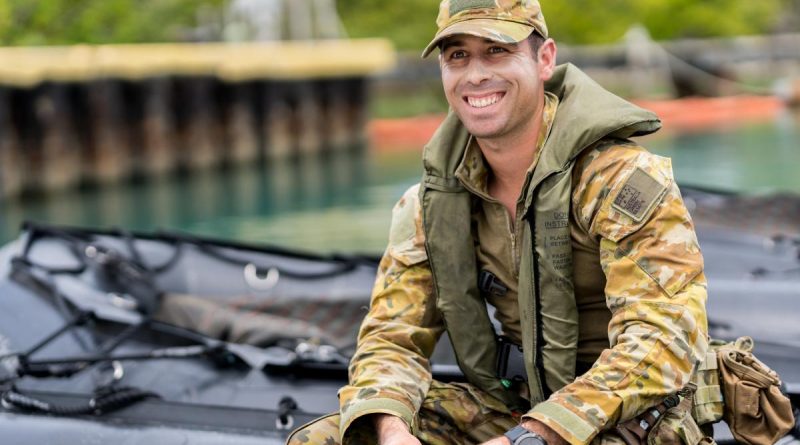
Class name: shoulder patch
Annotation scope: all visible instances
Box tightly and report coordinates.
[612,167,667,222]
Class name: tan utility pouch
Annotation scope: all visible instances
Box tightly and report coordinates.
[717,337,795,445]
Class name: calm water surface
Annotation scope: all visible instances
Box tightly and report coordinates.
[2,111,798,252]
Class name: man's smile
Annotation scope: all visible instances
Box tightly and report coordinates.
[464,92,506,109]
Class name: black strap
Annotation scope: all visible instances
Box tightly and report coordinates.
[614,395,679,445]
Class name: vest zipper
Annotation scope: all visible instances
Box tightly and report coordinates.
[528,210,551,401]
[504,206,520,276]
[511,232,517,274]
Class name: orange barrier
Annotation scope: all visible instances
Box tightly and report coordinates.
[633,95,785,132]
[369,95,787,152]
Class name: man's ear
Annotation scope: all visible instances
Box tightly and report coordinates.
[537,38,557,81]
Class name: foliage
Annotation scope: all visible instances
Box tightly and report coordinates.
[338,0,791,50]
[545,0,786,44]
[0,0,790,48]
[0,0,225,46]
[337,0,440,51]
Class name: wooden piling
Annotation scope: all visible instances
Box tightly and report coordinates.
[0,40,396,199]
[263,82,294,159]
[141,77,178,176]
[87,80,131,184]
[294,81,323,155]
[172,77,222,171]
[38,83,83,191]
[344,78,369,146]
[225,81,261,164]
[319,79,356,148]
[0,87,22,199]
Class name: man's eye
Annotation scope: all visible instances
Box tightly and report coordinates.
[488,46,507,54]
[450,50,467,59]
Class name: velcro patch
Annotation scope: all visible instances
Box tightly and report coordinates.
[450,0,495,15]
[612,167,667,222]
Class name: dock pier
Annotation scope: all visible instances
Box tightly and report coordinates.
[0,40,393,199]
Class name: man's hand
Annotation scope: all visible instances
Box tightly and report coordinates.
[478,419,568,445]
[373,413,421,445]
[479,437,511,445]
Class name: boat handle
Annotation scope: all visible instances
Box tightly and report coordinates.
[244,263,280,291]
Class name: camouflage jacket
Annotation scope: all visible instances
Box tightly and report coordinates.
[338,95,708,444]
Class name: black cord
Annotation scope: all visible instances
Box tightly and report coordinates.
[20,311,94,360]
[19,226,357,282]
[2,385,159,416]
[187,237,358,280]
[17,225,90,275]
[119,228,185,275]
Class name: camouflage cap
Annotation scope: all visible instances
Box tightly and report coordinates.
[422,0,548,58]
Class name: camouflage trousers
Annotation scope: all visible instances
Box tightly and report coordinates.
[286,380,520,445]
[285,379,713,445]
[284,380,641,445]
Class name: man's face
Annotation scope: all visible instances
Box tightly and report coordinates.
[439,34,555,142]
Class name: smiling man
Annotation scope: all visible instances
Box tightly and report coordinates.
[286,1,709,444]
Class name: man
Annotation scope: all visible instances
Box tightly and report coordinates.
[287,1,708,444]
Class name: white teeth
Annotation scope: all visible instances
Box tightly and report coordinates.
[467,94,501,108]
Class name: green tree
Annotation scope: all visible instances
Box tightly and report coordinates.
[0,0,225,46]
[545,0,785,44]
[337,0,439,51]
[338,0,790,51]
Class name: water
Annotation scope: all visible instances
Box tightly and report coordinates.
[1,111,798,252]
[645,111,800,195]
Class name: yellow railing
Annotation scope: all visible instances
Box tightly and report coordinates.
[0,39,396,87]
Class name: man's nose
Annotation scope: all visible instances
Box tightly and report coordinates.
[465,58,492,85]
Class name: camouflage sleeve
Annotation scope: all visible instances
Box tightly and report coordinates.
[525,141,709,444]
[337,184,445,441]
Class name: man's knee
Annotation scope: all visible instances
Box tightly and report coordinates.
[286,413,341,445]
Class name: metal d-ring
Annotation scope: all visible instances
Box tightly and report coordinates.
[276,414,295,431]
[244,263,280,291]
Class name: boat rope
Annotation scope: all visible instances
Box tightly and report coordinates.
[119,228,186,274]
[8,310,97,377]
[166,231,360,280]
[1,384,159,416]
[15,223,364,282]
[10,315,237,381]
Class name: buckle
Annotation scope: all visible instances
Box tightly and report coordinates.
[496,336,527,383]
[479,270,508,296]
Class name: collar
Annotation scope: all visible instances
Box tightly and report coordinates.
[455,91,559,200]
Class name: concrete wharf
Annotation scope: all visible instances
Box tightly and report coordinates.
[0,39,395,199]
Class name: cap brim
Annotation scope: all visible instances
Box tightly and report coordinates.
[421,18,534,58]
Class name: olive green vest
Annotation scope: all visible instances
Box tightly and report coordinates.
[420,64,661,409]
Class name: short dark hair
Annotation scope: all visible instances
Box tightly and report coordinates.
[437,31,546,56]
[527,32,545,55]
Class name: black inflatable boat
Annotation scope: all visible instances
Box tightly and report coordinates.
[0,185,798,444]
